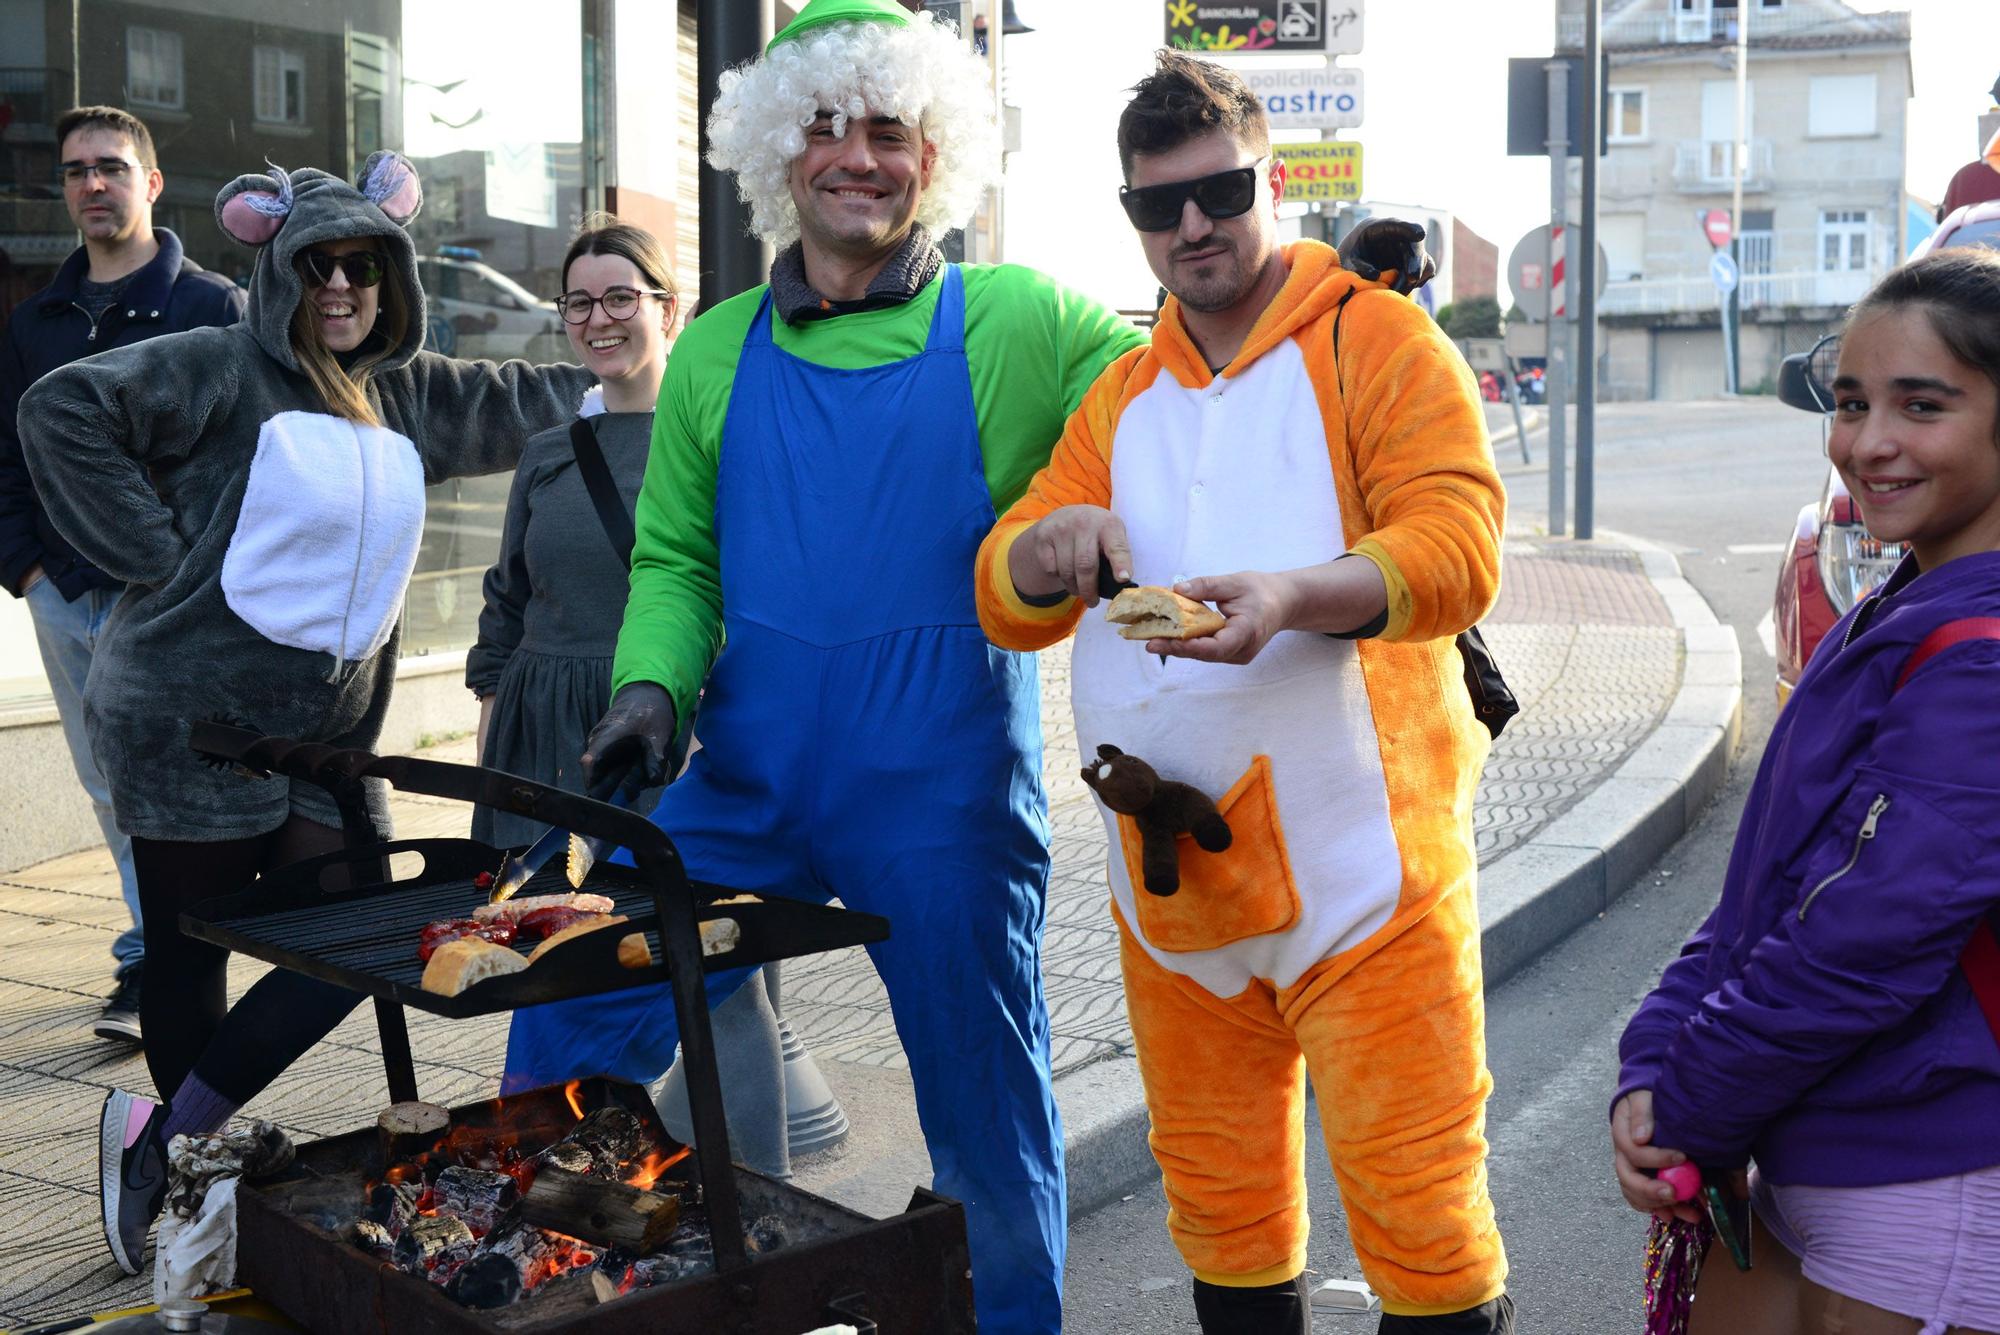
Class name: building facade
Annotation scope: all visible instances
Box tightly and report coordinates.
[1557,0,1911,400]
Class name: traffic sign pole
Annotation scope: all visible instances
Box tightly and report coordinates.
[1575,0,1600,541]
[1545,57,1568,538]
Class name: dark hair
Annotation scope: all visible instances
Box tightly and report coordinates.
[561,212,678,301]
[1117,51,1270,182]
[1850,247,2000,432]
[55,106,157,167]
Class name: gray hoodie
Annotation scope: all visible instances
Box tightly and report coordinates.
[19,153,594,840]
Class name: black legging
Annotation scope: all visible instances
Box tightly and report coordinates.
[131,817,366,1106]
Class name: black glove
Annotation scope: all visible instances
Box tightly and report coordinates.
[1337,217,1438,296]
[580,682,680,792]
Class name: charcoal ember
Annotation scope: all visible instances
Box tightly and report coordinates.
[429,1237,479,1286]
[622,1250,708,1288]
[660,1216,713,1262]
[433,1165,519,1235]
[394,1213,476,1273]
[350,1218,396,1258]
[744,1213,789,1256]
[364,1180,422,1237]
[445,1252,523,1310]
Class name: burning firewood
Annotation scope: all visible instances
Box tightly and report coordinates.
[433,1165,521,1235]
[543,1105,646,1177]
[520,1165,681,1253]
[394,1212,476,1276]
[363,1179,422,1238]
[444,1223,597,1309]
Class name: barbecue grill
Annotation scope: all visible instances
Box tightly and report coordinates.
[180,725,975,1331]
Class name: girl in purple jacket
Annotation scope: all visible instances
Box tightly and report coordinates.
[1611,247,2000,1335]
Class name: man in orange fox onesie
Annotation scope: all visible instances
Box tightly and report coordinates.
[974,53,1513,1335]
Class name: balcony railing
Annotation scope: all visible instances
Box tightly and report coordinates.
[1600,268,1876,316]
[0,68,71,131]
[1558,8,1909,49]
[1670,138,1774,193]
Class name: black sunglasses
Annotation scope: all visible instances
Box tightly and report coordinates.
[296,248,389,289]
[1118,159,1268,232]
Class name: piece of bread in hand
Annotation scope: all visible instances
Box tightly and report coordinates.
[1104,585,1225,640]
[421,937,527,995]
[526,913,651,968]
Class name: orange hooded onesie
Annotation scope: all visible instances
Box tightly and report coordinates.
[975,240,1509,1316]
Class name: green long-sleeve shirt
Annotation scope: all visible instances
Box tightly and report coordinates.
[613,263,1147,728]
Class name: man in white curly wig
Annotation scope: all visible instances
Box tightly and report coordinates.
[500,2,1146,1330]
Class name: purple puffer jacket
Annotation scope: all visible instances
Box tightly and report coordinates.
[1617,550,2000,1188]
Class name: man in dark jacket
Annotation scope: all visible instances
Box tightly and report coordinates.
[0,105,244,1045]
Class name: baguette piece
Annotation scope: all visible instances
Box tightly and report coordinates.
[1104,586,1225,640]
[421,937,528,995]
[526,913,652,968]
[472,892,615,925]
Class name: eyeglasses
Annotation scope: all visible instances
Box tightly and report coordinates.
[296,249,389,289]
[59,160,144,187]
[553,286,673,325]
[1118,159,1268,233]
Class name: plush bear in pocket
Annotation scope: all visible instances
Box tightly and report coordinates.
[1080,743,1232,895]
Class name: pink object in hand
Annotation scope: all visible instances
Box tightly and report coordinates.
[1658,1163,1704,1202]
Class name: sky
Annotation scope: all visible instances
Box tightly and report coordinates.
[1000,0,2000,312]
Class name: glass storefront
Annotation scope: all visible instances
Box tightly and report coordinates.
[0,0,640,697]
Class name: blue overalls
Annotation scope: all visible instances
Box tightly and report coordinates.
[504,268,1066,1333]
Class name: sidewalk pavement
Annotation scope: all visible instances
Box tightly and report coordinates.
[0,528,1738,1328]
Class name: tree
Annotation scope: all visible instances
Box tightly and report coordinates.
[1441,296,1502,340]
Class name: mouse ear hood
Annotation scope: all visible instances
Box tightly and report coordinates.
[358,152,423,225]
[215,158,427,376]
[216,165,295,247]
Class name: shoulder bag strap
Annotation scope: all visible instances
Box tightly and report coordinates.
[1331,288,1520,739]
[1892,617,2000,1043]
[568,417,636,567]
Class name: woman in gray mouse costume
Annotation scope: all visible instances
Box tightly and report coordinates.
[17,150,594,1276]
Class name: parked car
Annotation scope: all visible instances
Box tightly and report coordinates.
[414,249,568,364]
[1769,199,2000,705]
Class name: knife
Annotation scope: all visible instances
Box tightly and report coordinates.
[1099,554,1169,667]
[490,774,638,904]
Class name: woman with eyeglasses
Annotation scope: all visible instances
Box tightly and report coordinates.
[467,217,794,1181]
[468,216,678,848]
[18,153,593,1278]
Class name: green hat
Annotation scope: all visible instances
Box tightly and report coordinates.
[766,0,912,53]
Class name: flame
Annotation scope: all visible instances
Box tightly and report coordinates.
[621,1145,689,1193]
[562,1081,586,1119]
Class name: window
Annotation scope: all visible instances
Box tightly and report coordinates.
[1700,79,1755,181]
[1821,210,1869,272]
[126,27,183,110]
[1608,88,1647,142]
[1739,209,1774,277]
[1600,214,1646,281]
[1808,74,1877,138]
[254,46,307,125]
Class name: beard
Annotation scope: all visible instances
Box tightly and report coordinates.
[1168,239,1271,314]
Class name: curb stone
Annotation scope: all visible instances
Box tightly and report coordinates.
[1056,530,1744,1218]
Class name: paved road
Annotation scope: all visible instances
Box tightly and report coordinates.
[1063,397,1832,1332]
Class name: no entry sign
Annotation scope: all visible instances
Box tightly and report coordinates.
[1701,208,1733,250]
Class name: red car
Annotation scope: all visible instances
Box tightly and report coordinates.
[1770,200,2000,705]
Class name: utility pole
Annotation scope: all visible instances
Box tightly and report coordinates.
[1576,0,1600,540]
[1544,58,1569,539]
[1726,0,1750,396]
[697,0,773,309]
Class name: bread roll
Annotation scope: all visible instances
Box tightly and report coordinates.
[421,937,527,995]
[1104,586,1225,640]
[526,913,642,964]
